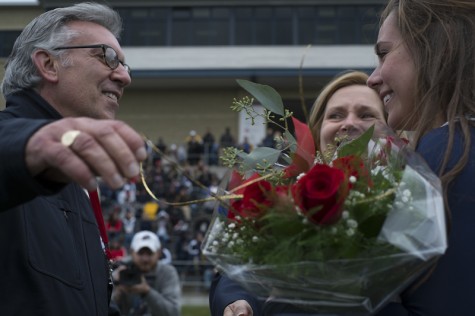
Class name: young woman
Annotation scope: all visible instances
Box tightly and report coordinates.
[367,0,475,315]
[209,70,387,316]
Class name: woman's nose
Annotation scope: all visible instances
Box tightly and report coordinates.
[340,116,358,132]
[367,67,381,90]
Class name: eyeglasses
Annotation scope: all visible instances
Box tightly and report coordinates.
[53,44,131,74]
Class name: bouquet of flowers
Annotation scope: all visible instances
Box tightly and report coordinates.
[202,80,447,315]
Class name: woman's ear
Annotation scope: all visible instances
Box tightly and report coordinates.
[31,49,59,83]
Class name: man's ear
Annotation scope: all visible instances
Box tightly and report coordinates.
[31,49,60,83]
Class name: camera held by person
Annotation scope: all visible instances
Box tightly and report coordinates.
[111,230,181,316]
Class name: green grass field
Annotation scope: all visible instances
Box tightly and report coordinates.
[182,305,210,316]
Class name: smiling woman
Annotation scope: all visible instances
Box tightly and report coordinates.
[309,70,387,153]
[367,0,475,315]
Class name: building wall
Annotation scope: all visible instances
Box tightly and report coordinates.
[117,88,240,146]
[0,7,42,29]
[116,84,310,147]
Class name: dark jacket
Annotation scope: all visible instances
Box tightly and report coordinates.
[375,124,475,316]
[0,89,111,315]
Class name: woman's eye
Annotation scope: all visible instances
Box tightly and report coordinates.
[361,113,377,119]
[376,50,388,60]
[327,113,343,119]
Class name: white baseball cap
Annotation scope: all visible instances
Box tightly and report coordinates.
[130,231,161,253]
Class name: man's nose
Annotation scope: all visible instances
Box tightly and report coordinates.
[111,65,132,87]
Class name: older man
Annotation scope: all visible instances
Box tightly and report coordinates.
[0,3,146,315]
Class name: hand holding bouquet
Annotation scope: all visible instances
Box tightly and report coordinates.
[202,80,446,315]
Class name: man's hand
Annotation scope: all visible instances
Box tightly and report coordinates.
[224,300,253,316]
[25,117,147,191]
[127,275,151,296]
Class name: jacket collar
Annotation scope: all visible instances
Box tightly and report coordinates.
[6,89,63,120]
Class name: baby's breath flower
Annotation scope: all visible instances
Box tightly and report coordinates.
[302,218,309,225]
[223,233,230,242]
[349,176,357,183]
[232,232,239,239]
[228,241,235,247]
[228,223,236,229]
[212,240,219,246]
[402,196,409,203]
[403,189,411,197]
[346,219,358,228]
[252,236,259,242]
[296,172,306,181]
[342,210,350,219]
[346,228,355,236]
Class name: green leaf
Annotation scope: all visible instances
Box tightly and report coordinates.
[338,125,375,158]
[239,147,281,171]
[236,79,285,116]
[357,213,387,239]
[284,130,297,153]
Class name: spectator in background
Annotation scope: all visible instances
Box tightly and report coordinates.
[187,231,205,278]
[155,137,167,153]
[160,246,174,265]
[116,179,137,206]
[203,127,218,165]
[140,200,159,231]
[106,207,125,241]
[260,127,276,148]
[122,208,138,248]
[185,130,203,166]
[156,209,171,246]
[173,219,191,262]
[109,236,127,263]
[239,136,253,153]
[219,127,236,149]
[112,231,181,316]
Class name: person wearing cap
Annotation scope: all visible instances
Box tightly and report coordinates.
[112,230,181,316]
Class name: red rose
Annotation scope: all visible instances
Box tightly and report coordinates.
[230,180,273,219]
[292,164,348,225]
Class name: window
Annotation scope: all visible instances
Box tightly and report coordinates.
[116,4,383,47]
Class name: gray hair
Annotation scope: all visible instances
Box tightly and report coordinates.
[1,2,123,96]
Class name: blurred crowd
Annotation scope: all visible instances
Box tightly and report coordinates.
[98,125,284,292]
